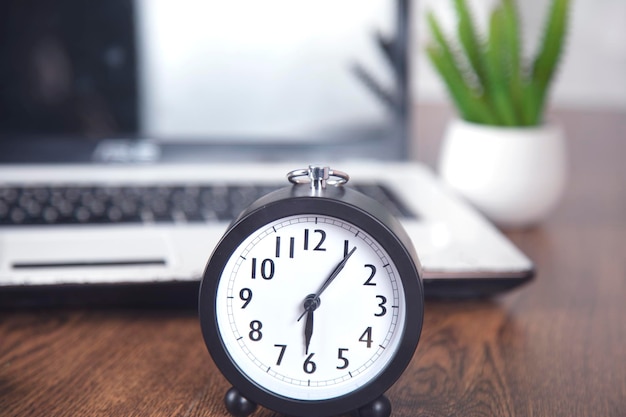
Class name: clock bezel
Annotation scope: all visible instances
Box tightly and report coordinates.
[199,185,424,417]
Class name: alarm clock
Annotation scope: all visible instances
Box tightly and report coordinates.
[199,166,424,417]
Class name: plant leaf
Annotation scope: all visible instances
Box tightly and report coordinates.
[453,0,488,91]
[501,0,529,125]
[530,0,570,124]
[425,44,475,121]
[425,11,498,124]
[485,5,517,126]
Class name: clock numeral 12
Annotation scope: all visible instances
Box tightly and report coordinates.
[304,229,326,251]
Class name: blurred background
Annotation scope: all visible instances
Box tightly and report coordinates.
[1,0,624,150]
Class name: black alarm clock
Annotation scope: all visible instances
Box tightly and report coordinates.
[199,166,424,417]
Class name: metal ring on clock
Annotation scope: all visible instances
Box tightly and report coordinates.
[287,166,350,188]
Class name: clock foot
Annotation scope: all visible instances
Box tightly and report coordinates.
[354,395,391,417]
[224,387,257,417]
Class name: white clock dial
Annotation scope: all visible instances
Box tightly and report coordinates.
[215,214,406,401]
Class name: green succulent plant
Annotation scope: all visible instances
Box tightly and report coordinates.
[425,0,570,126]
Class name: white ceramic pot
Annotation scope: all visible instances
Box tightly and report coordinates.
[438,119,567,228]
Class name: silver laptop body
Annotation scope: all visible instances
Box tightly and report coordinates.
[0,0,532,306]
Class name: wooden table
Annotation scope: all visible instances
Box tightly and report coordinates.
[1,107,625,416]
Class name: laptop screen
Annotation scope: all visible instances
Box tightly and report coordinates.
[0,0,410,162]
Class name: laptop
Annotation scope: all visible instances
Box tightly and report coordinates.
[0,0,533,308]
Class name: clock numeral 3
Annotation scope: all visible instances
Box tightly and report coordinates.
[303,353,317,374]
[249,320,263,341]
[251,258,275,280]
[375,295,387,317]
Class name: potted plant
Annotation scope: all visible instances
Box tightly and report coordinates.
[425,0,571,228]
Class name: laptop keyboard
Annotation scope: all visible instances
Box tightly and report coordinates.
[0,183,416,226]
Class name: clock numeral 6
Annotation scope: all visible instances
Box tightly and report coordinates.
[251,258,275,280]
[249,320,263,341]
[303,353,317,374]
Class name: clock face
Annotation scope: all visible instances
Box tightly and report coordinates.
[214,214,407,401]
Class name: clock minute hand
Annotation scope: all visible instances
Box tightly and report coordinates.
[297,246,357,322]
[314,246,357,298]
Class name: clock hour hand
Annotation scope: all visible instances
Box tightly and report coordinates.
[298,294,319,353]
[304,309,314,354]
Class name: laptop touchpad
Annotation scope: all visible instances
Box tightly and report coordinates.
[4,230,170,270]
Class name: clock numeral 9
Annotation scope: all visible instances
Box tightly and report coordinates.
[249,320,263,341]
[251,258,275,280]
[239,288,252,309]
[303,353,317,374]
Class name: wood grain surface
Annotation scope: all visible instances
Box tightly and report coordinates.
[1,107,625,417]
